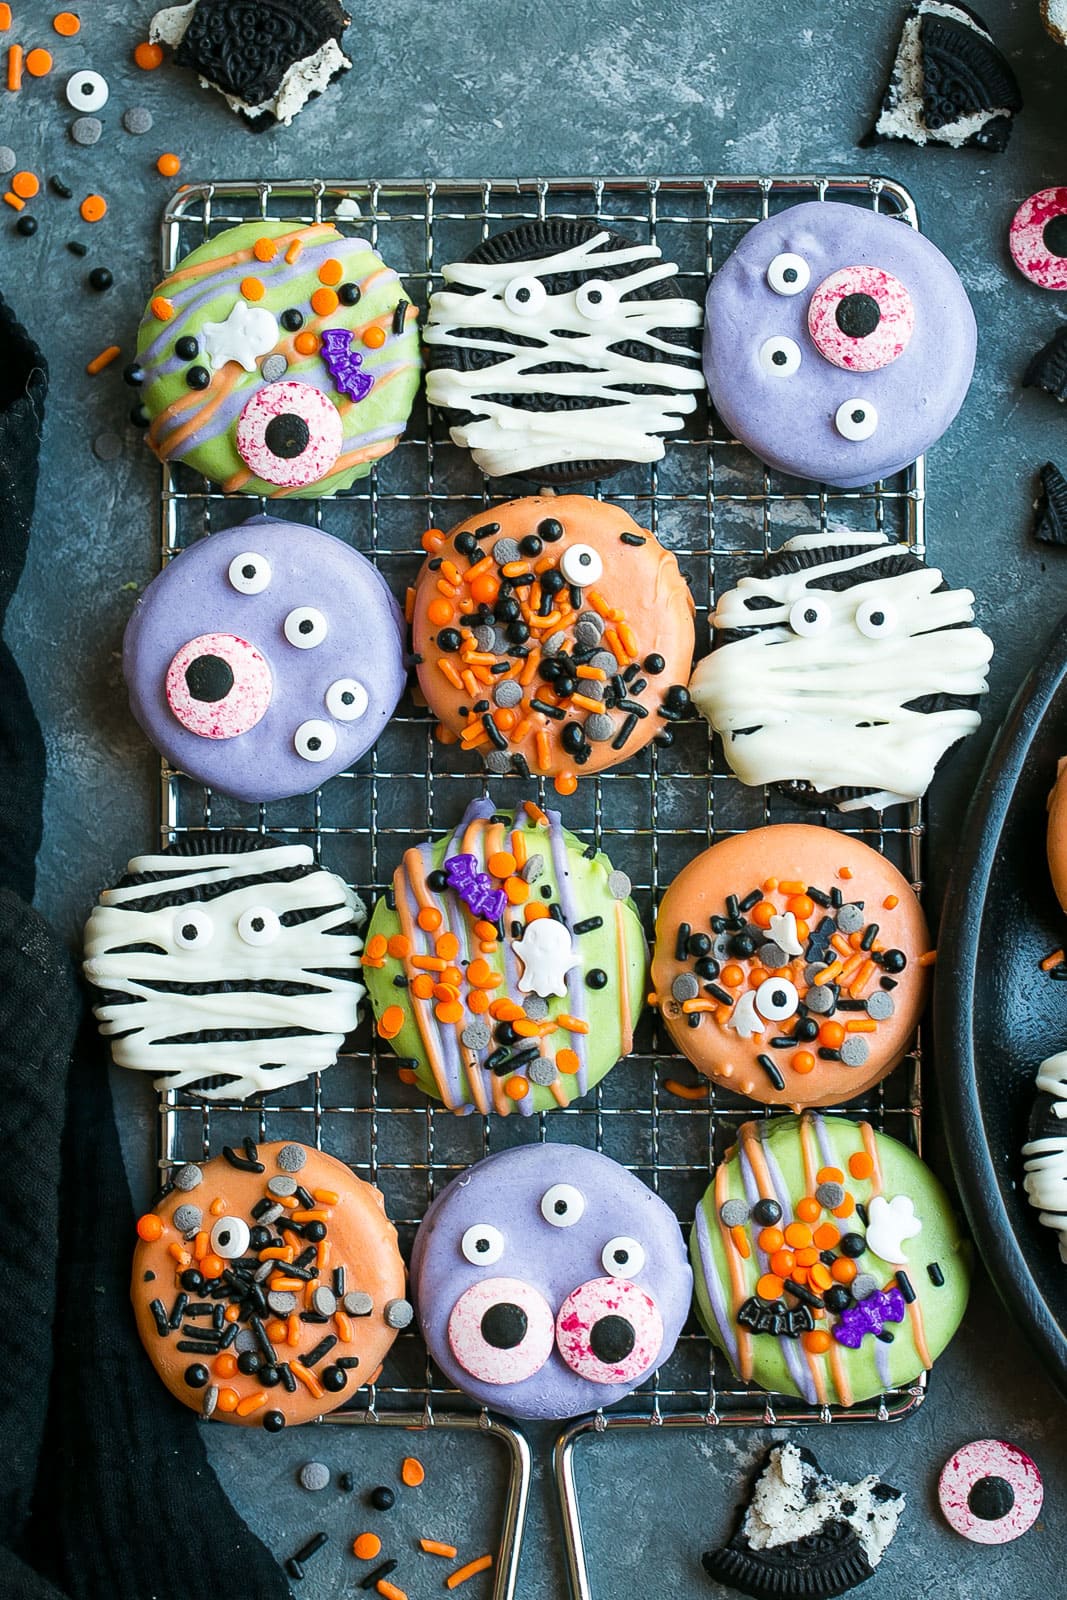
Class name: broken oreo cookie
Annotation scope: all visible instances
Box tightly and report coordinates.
[1024,327,1067,404]
[150,0,352,129]
[1031,462,1067,547]
[864,2,1022,154]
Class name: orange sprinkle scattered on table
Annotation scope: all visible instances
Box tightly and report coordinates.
[86,344,121,374]
[1041,947,1065,972]
[401,1456,425,1487]
[134,40,164,68]
[157,152,182,177]
[353,1533,382,1561]
[54,11,81,34]
[446,1555,493,1590]
[662,1077,708,1100]
[7,44,23,91]
[420,1539,458,1558]
[376,1582,407,1600]
[25,48,52,76]
[80,193,107,222]
[0,5,11,29]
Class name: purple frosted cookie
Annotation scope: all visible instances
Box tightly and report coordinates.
[410,1143,692,1420]
[123,515,406,802]
[703,200,976,487]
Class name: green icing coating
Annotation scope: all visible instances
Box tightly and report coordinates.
[136,219,421,497]
[364,805,648,1115]
[690,1113,970,1405]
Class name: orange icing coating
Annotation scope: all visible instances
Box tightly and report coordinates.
[1047,756,1067,914]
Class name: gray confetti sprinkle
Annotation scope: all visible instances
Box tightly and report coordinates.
[836,904,865,934]
[461,1019,492,1051]
[866,990,895,1020]
[259,1202,284,1227]
[276,1145,307,1172]
[173,1164,203,1191]
[590,650,617,675]
[804,985,836,1015]
[757,942,787,970]
[584,713,616,743]
[528,1056,558,1087]
[493,679,523,708]
[201,1384,218,1420]
[0,146,16,175]
[173,1204,202,1235]
[719,1199,749,1229]
[92,431,123,462]
[71,116,103,145]
[542,630,567,655]
[261,353,288,383]
[579,677,605,701]
[523,995,549,1021]
[311,1286,337,1317]
[671,974,700,1002]
[577,610,604,636]
[608,869,632,901]
[267,1290,298,1315]
[804,963,828,986]
[484,750,510,774]
[815,1182,846,1210]
[574,622,602,650]
[343,1291,373,1317]
[840,1035,869,1067]
[384,1297,413,1329]
[267,1176,297,1197]
[122,106,154,134]
[234,1329,258,1353]
[521,853,544,883]
[852,1273,879,1301]
[473,625,496,652]
[493,538,520,565]
[254,1259,275,1282]
[299,1461,331,1493]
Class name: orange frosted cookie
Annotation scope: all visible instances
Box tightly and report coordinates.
[1047,757,1067,914]
[650,825,931,1107]
[412,495,695,791]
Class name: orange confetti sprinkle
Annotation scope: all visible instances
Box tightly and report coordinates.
[134,39,164,68]
[318,256,344,285]
[353,1533,382,1561]
[417,906,442,932]
[240,275,265,301]
[311,285,339,317]
[53,12,81,36]
[252,236,278,262]
[12,170,39,199]
[504,1075,529,1101]
[80,193,107,223]
[487,850,517,879]
[25,48,52,76]
[756,1272,784,1301]
[135,1212,162,1241]
[795,1196,821,1223]
[554,771,578,796]
[848,1151,874,1181]
[362,324,387,349]
[783,1221,812,1249]
[294,330,319,356]
[556,1048,580,1075]
[378,1004,405,1040]
[401,1456,425,1487]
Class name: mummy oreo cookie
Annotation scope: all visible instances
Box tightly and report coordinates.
[123,517,406,802]
[413,496,695,789]
[703,201,976,486]
[363,798,647,1116]
[424,220,703,482]
[132,1142,408,1429]
[691,1114,970,1406]
[83,833,364,1100]
[1022,1049,1067,1263]
[410,1143,692,1419]
[650,825,932,1108]
[135,220,419,495]
[689,531,993,812]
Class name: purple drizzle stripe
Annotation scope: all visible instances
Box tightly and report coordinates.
[545,807,589,1093]
[399,843,466,1112]
[461,799,535,1117]
[741,1128,817,1405]
[692,1198,740,1367]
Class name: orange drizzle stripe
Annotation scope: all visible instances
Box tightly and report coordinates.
[743,1122,826,1406]
[715,1153,752,1379]
[801,1116,852,1404]
[394,851,454,1106]
[614,898,634,1053]
[164,223,336,285]
[156,366,242,458]
[859,1120,932,1369]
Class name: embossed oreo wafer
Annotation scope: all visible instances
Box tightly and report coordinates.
[83,832,365,1100]
[1032,462,1067,547]
[689,530,993,812]
[424,220,704,483]
[865,2,1021,153]
[1024,328,1067,404]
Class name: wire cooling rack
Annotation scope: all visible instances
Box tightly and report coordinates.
[153,175,927,1599]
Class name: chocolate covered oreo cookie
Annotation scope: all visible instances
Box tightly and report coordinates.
[424,220,703,484]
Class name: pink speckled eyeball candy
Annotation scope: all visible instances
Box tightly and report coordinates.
[806,264,915,371]
[938,1439,1043,1544]
[1009,187,1067,290]
[235,380,345,488]
[555,1277,664,1385]
[164,633,273,739]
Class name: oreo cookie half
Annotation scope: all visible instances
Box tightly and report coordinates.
[1033,462,1067,548]
[1023,327,1067,405]
[863,2,1022,154]
[701,1444,905,1600]
[1023,1052,1067,1264]
[423,219,704,485]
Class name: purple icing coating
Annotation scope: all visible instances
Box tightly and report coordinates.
[123,515,407,803]
[703,201,976,488]
[410,1144,692,1420]
[832,1285,906,1349]
[319,328,374,404]
[443,853,507,923]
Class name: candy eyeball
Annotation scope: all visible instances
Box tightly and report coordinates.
[767,252,810,296]
[294,719,337,763]
[788,595,832,637]
[554,1277,664,1383]
[448,1277,555,1383]
[235,381,344,489]
[503,275,547,317]
[559,544,604,588]
[855,596,897,638]
[807,265,915,373]
[165,632,273,740]
[173,907,213,950]
[284,606,328,649]
[601,1236,647,1278]
[755,976,799,1022]
[325,678,369,721]
[228,551,272,595]
[835,398,879,442]
[237,906,281,946]
[461,1223,505,1265]
[541,1183,585,1227]
[758,335,801,378]
[575,279,620,320]
[66,69,108,112]
[210,1215,250,1259]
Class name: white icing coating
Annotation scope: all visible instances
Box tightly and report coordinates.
[200,300,281,373]
[424,230,704,476]
[513,917,579,998]
[865,1193,922,1264]
[1023,1049,1067,1263]
[689,531,994,809]
[83,843,365,1100]
[726,989,764,1039]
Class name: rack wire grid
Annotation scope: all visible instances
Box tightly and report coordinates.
[153,174,927,1597]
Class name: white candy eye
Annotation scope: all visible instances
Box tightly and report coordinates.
[788,595,832,637]
[325,678,369,721]
[461,1223,505,1265]
[601,1235,646,1279]
[173,907,213,950]
[284,606,328,649]
[294,719,337,762]
[758,335,801,378]
[767,252,810,296]
[66,69,109,112]
[559,543,603,588]
[855,596,897,638]
[575,279,620,320]
[237,907,281,946]
[541,1183,585,1228]
[210,1216,250,1260]
[228,551,271,595]
[503,275,547,317]
[835,398,878,441]
[755,976,799,1022]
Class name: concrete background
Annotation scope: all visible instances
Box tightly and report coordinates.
[3,0,1067,1595]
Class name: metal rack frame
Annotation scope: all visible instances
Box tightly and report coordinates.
[154,174,927,1600]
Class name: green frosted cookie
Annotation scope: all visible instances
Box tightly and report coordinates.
[135,219,420,497]
[363,798,647,1116]
[691,1113,970,1407]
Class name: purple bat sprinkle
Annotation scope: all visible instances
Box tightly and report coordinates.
[320,328,374,403]
[831,1286,906,1349]
[444,855,506,924]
